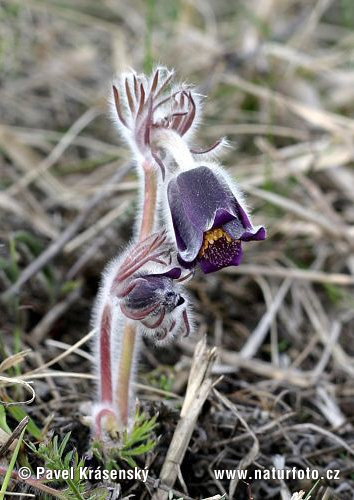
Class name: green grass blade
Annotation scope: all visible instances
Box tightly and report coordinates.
[0,422,27,499]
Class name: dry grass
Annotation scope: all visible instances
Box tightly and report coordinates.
[0,0,354,499]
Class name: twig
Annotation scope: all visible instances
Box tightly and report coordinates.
[240,279,292,358]
[25,329,95,375]
[0,416,28,458]
[152,337,218,500]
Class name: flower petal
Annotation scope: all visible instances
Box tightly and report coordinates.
[241,226,266,241]
[125,275,169,311]
[167,176,204,262]
[155,267,182,279]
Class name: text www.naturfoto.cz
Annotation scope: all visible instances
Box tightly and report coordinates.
[214,467,340,481]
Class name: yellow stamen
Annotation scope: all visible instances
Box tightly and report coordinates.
[198,228,232,257]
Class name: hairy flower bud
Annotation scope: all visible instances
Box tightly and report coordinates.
[94,232,192,345]
[119,269,190,343]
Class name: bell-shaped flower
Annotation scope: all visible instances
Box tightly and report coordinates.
[167,165,266,273]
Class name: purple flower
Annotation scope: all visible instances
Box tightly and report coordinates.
[167,166,266,273]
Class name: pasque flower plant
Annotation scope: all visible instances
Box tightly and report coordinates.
[92,67,266,440]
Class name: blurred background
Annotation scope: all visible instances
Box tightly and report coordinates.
[1,0,354,499]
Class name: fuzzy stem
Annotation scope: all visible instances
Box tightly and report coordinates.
[115,322,137,426]
[99,304,112,403]
[94,407,117,440]
[139,163,158,239]
[116,161,158,428]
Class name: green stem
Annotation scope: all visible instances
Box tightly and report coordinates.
[116,322,137,427]
[66,477,85,500]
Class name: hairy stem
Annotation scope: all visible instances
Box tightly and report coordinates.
[100,304,112,403]
[115,322,137,426]
[116,161,158,428]
[139,163,158,239]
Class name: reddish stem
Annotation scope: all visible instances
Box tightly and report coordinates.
[94,407,116,440]
[100,304,112,403]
